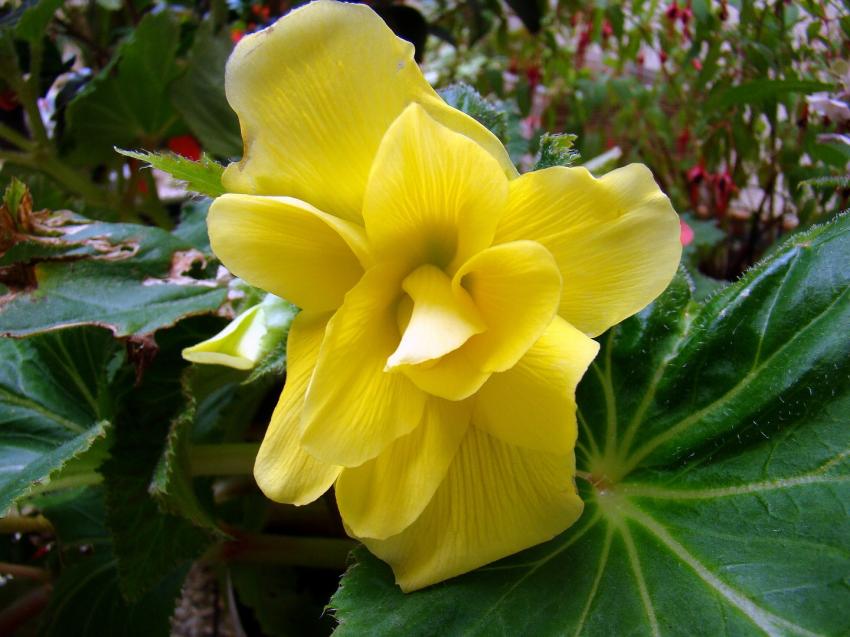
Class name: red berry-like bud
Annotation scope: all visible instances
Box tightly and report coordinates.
[167,135,203,162]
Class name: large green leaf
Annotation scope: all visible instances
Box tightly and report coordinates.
[0,328,122,512]
[0,208,227,337]
[102,320,216,600]
[65,11,182,161]
[170,20,242,158]
[37,487,189,637]
[14,0,62,42]
[331,214,850,635]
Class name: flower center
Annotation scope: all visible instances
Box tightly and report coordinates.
[385,264,486,370]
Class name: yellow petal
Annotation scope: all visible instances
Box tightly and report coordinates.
[362,104,509,272]
[182,303,266,370]
[254,311,340,505]
[397,241,562,399]
[387,265,486,369]
[335,398,470,540]
[208,194,368,312]
[223,0,515,222]
[497,164,681,336]
[453,240,562,372]
[300,266,427,467]
[398,346,491,402]
[360,427,584,591]
[473,316,599,454]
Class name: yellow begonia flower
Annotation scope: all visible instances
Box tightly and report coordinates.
[209,0,682,591]
[182,294,295,370]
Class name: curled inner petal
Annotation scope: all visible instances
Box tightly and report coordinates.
[386,265,486,370]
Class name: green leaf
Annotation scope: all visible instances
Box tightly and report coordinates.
[14,0,62,42]
[0,328,121,512]
[116,149,225,198]
[243,296,299,384]
[171,199,214,255]
[149,398,220,533]
[0,210,227,338]
[102,321,215,600]
[799,173,850,190]
[331,214,850,635]
[170,20,242,158]
[3,176,27,222]
[438,83,508,141]
[534,132,580,169]
[185,363,265,443]
[38,487,189,637]
[707,79,834,110]
[65,11,182,161]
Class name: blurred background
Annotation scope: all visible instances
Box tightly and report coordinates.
[1,0,848,291]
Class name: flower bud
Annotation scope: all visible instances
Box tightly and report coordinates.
[182,294,296,370]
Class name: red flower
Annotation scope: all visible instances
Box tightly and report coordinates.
[167,135,202,161]
[686,163,707,209]
[713,171,735,217]
[251,4,271,20]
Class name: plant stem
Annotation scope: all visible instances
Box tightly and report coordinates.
[209,531,355,570]
[37,154,112,208]
[575,470,593,483]
[1,149,113,210]
[189,443,259,477]
[0,122,35,151]
[0,583,51,636]
[0,515,54,534]
[27,472,102,496]
[11,39,49,148]
[0,562,51,582]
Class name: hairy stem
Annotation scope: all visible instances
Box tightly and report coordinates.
[189,443,260,477]
[0,562,51,582]
[209,530,355,570]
